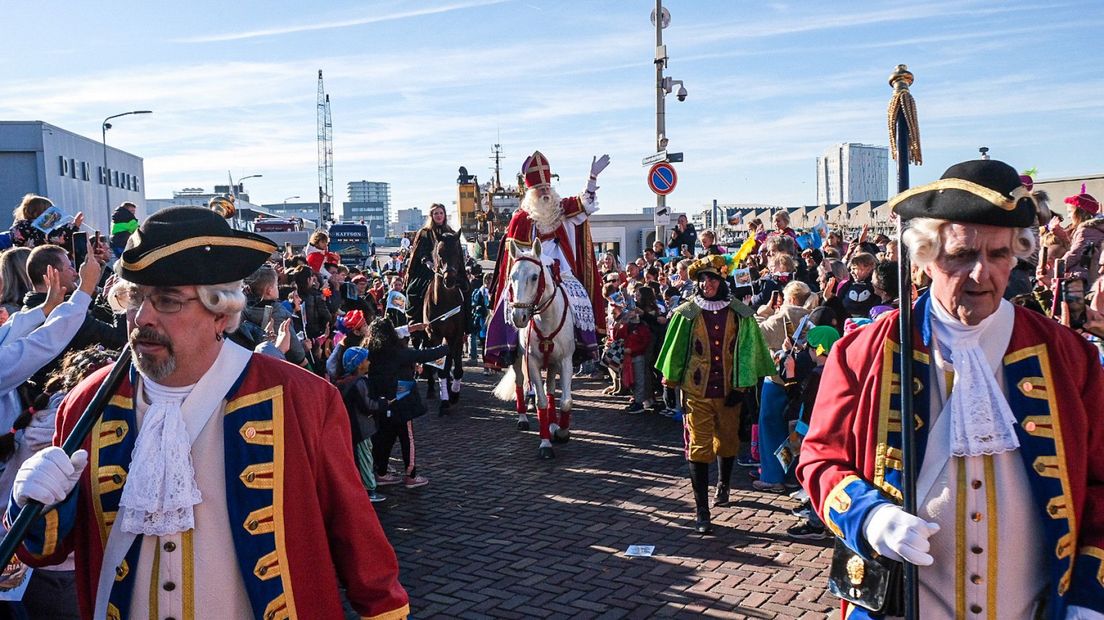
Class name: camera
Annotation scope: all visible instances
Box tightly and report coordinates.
[676,85,688,102]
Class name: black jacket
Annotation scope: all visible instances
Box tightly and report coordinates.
[668,224,698,253]
[366,344,449,400]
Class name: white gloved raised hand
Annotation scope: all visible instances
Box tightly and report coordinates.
[862,503,940,566]
[12,447,87,508]
[586,154,611,193]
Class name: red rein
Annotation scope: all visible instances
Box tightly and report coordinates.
[509,256,568,370]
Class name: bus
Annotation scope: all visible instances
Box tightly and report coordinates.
[328,222,371,268]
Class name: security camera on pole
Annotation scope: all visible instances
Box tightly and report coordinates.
[650,0,687,243]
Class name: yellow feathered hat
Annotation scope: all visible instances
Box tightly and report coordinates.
[687,254,728,280]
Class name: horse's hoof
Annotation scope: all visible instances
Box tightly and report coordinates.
[551,430,570,444]
[517,420,530,431]
[538,446,555,459]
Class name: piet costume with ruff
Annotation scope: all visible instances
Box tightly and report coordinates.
[655,255,775,533]
[485,151,605,367]
[797,160,1104,619]
[8,207,409,620]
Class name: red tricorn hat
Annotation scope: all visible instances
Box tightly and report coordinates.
[523,150,553,188]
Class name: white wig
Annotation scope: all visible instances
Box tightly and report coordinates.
[197,280,247,333]
[902,217,1036,269]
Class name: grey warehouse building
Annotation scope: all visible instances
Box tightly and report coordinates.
[0,121,145,234]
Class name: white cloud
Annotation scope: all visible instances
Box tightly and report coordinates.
[173,0,511,43]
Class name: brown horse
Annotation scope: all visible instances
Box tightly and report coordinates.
[423,233,467,414]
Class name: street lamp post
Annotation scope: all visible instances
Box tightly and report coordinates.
[282,195,300,206]
[229,173,262,230]
[102,110,152,227]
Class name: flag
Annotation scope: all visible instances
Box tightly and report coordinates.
[811,217,829,239]
[727,208,743,225]
[795,230,822,251]
[732,236,757,263]
[386,291,408,313]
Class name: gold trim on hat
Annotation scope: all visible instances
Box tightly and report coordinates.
[888,178,1021,214]
[122,236,277,271]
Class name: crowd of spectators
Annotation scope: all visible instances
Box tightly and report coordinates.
[0,189,1101,613]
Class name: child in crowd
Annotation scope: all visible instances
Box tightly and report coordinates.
[339,346,389,503]
[782,325,839,540]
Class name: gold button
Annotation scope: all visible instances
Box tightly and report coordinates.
[971,512,982,522]
[1048,504,1060,516]
[1035,462,1046,474]
[112,474,122,484]
[1025,421,1037,432]
[1022,381,1033,392]
[970,574,982,585]
[713,340,720,345]
[163,542,176,552]
[246,472,256,483]
[115,566,125,577]
[713,356,720,361]
[248,520,259,531]
[258,566,268,575]
[971,480,982,489]
[115,427,124,437]
[163,581,176,592]
[971,546,983,555]
[970,604,982,614]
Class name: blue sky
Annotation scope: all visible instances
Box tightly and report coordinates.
[4,1,1102,217]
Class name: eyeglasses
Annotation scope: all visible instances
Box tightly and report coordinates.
[122,288,200,314]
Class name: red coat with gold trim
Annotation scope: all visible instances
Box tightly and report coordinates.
[11,355,409,620]
[796,295,1104,619]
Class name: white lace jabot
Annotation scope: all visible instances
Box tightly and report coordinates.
[930,298,1019,457]
[116,378,202,537]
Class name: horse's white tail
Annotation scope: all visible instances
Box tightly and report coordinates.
[493,367,518,401]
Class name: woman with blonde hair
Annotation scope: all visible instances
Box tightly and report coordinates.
[0,247,32,314]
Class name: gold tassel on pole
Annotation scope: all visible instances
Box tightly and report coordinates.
[887,64,922,165]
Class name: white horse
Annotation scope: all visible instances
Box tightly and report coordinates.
[493,239,575,459]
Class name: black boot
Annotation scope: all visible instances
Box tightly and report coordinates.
[689,462,713,534]
[715,456,735,507]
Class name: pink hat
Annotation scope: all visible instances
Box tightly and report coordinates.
[1065,184,1099,215]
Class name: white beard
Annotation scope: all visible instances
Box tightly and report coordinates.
[520,187,564,234]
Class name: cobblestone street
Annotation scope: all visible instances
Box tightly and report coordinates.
[372,363,838,619]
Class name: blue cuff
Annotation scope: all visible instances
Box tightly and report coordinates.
[821,475,893,561]
[5,489,79,559]
[1067,547,1104,614]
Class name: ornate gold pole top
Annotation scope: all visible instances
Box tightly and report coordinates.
[887,64,922,165]
[888,64,914,90]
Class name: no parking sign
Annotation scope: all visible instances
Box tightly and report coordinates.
[647,162,677,195]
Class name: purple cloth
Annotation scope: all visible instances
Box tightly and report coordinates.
[483,296,597,368]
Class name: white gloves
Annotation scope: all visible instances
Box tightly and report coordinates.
[586,154,610,193]
[12,447,87,508]
[862,503,940,566]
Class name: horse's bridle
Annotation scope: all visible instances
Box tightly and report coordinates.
[508,254,568,370]
[508,255,555,314]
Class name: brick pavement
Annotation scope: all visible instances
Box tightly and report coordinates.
[371,363,839,619]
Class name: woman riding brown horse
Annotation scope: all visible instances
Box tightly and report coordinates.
[423,232,468,413]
